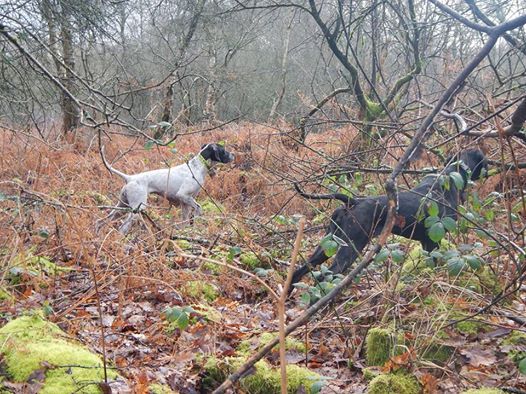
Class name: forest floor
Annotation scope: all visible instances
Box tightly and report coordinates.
[1,124,526,394]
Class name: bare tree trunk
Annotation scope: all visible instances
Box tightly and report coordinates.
[161,82,174,123]
[160,0,206,126]
[59,14,79,133]
[203,54,218,121]
[41,0,79,135]
[268,12,293,121]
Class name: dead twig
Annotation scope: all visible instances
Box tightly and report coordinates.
[278,217,305,394]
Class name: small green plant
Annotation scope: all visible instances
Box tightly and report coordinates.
[319,233,348,258]
[184,281,219,302]
[426,246,484,276]
[294,266,343,306]
[421,200,457,243]
[164,306,196,331]
[374,243,406,265]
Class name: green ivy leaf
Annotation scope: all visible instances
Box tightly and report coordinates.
[428,222,445,242]
[484,210,495,221]
[441,217,457,232]
[464,255,483,270]
[299,292,311,307]
[164,307,190,330]
[427,201,439,217]
[273,215,289,225]
[42,301,53,317]
[293,282,309,289]
[449,171,465,189]
[424,215,439,228]
[310,380,325,393]
[430,250,443,259]
[227,246,242,262]
[320,235,339,258]
[447,257,466,275]
[391,249,405,263]
[144,140,155,150]
[519,358,526,375]
[375,248,390,263]
[38,229,50,239]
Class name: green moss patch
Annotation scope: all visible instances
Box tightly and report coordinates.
[200,199,224,214]
[238,332,306,355]
[368,372,421,394]
[175,239,192,250]
[183,281,219,302]
[0,314,120,394]
[420,342,454,364]
[239,252,261,269]
[7,251,72,285]
[501,331,526,364]
[0,286,14,302]
[203,356,324,394]
[462,389,505,394]
[366,327,405,367]
[362,367,381,381]
[455,319,487,336]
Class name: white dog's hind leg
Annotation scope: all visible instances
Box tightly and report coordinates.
[117,181,149,234]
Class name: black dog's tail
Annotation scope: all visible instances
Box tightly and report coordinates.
[293,182,357,206]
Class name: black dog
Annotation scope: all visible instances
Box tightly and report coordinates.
[291,149,487,286]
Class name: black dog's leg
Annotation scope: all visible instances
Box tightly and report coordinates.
[290,244,330,288]
[421,238,439,253]
[327,233,369,275]
[327,200,381,275]
[290,202,378,290]
[289,208,348,290]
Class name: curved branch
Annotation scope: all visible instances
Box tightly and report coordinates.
[465,0,526,55]
[307,0,367,110]
[298,87,352,141]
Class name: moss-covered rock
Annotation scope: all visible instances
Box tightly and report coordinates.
[0,314,120,394]
[366,327,405,367]
[461,389,505,394]
[183,281,219,302]
[203,356,323,394]
[237,332,306,355]
[362,367,381,381]
[366,328,392,366]
[368,373,421,394]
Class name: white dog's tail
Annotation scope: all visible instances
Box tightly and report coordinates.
[100,146,131,182]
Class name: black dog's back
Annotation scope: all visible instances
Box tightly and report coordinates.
[290,149,487,287]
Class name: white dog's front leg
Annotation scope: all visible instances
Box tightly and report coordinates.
[179,197,201,221]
